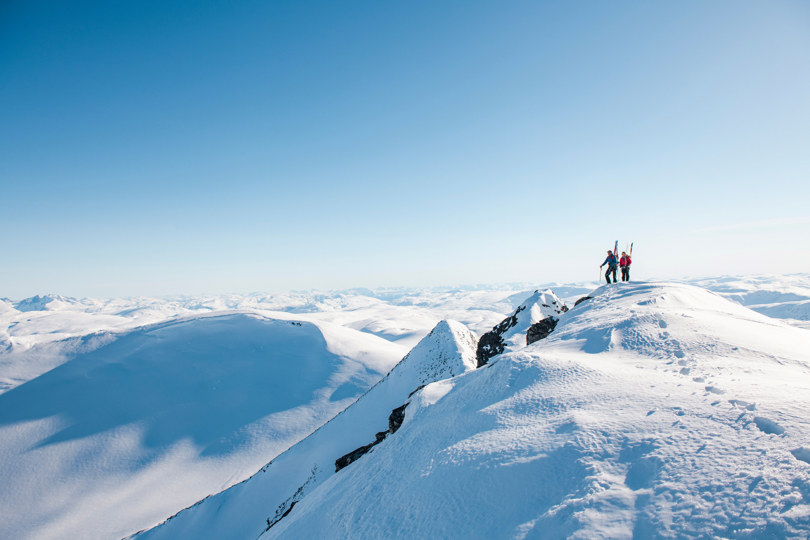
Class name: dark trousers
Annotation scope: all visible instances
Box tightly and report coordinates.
[621,266,630,281]
[605,265,618,283]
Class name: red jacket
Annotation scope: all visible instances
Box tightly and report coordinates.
[620,255,631,267]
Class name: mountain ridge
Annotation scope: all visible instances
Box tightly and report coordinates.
[133,317,479,540]
[136,281,810,539]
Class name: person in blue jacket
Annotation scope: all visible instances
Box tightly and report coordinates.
[600,250,618,283]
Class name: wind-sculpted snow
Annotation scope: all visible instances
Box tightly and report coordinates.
[0,313,403,540]
[141,282,810,539]
[133,319,478,540]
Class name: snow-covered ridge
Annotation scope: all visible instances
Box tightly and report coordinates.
[2,274,807,359]
[133,318,478,540]
[138,281,810,539]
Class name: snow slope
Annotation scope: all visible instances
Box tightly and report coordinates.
[137,282,810,539]
[687,274,810,330]
[0,286,526,394]
[0,313,404,540]
[134,318,478,540]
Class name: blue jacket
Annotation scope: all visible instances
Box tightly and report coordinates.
[601,254,617,267]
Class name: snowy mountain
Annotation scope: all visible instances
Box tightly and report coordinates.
[2,276,810,539]
[0,313,405,540]
[13,294,80,312]
[133,318,478,540]
[132,282,810,539]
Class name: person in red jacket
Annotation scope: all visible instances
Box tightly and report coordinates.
[619,251,632,281]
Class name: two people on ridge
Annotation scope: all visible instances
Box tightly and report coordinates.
[600,250,631,283]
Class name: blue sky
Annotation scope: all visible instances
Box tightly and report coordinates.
[2,0,809,298]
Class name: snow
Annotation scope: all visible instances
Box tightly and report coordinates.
[2,274,810,539]
[684,273,810,330]
[132,317,478,540]
[0,313,404,540]
[419,379,454,406]
[132,280,810,539]
[501,288,567,349]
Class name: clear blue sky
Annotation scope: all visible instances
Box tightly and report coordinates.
[2,0,809,298]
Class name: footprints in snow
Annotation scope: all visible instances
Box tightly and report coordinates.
[620,439,660,491]
[728,399,756,411]
[727,400,788,438]
[657,324,724,397]
[652,320,796,463]
[662,400,803,465]
[643,319,805,467]
[725,401,809,466]
[658,325,687,365]
[728,399,781,435]
[753,416,786,435]
[791,447,810,465]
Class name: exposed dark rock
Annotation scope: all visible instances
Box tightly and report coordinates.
[541,292,568,313]
[264,467,318,530]
[334,442,378,472]
[526,317,558,346]
[408,384,426,399]
[280,501,297,520]
[476,305,525,367]
[574,296,592,307]
[388,404,408,433]
[264,500,296,531]
[335,401,411,472]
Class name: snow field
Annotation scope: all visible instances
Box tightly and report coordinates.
[1,275,809,539]
[0,313,404,540]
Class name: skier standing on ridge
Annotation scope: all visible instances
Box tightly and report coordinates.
[620,251,632,282]
[600,250,618,284]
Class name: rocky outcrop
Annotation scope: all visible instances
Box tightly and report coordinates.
[476,289,567,367]
[334,431,388,472]
[335,401,411,472]
[526,317,558,345]
[476,306,524,367]
[388,403,408,433]
[574,296,592,307]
